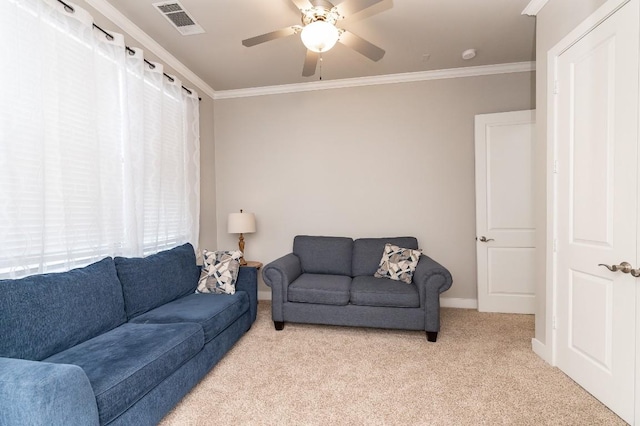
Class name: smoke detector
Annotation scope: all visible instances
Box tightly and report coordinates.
[153,1,205,36]
[462,48,477,60]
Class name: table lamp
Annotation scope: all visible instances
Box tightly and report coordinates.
[228,209,256,266]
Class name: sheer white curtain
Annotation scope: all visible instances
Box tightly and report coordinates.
[0,0,200,279]
[123,48,200,256]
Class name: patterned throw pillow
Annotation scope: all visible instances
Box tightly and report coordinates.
[374,243,422,284]
[196,249,243,294]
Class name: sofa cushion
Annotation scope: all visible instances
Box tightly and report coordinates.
[288,273,352,305]
[352,237,419,277]
[350,276,420,308]
[293,235,353,276]
[115,243,201,319]
[129,292,250,343]
[44,322,203,425]
[0,257,126,361]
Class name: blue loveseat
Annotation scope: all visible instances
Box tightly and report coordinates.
[0,243,257,426]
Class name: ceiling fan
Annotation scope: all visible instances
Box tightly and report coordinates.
[242,0,386,77]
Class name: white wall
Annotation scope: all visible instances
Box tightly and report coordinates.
[214,72,534,301]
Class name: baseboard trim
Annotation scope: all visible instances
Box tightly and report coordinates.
[258,290,272,301]
[532,338,551,364]
[440,297,478,309]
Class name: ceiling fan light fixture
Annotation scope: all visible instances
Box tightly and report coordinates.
[301,20,339,53]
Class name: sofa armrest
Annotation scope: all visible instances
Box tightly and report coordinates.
[236,266,258,324]
[0,357,99,426]
[262,253,302,322]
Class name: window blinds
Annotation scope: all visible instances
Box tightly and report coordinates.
[0,0,200,279]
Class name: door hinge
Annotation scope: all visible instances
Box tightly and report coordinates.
[553,159,558,174]
[552,316,557,330]
[553,239,558,253]
[553,80,559,94]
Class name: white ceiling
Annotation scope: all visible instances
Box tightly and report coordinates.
[102,0,536,91]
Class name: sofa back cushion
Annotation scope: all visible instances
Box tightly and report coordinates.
[0,257,126,361]
[114,243,200,320]
[352,237,419,277]
[293,235,353,276]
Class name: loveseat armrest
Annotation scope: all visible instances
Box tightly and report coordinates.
[0,357,99,426]
[262,253,303,290]
[413,255,453,336]
[262,253,302,322]
[413,255,453,294]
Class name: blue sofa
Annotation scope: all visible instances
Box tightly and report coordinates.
[263,236,452,342]
[0,243,257,426]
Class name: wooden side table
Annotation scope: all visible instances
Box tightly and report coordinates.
[242,261,263,269]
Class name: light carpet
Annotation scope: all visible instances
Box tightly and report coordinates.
[159,302,625,425]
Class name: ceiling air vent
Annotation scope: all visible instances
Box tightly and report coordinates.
[153,1,205,36]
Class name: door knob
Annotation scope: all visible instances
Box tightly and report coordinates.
[598,261,633,274]
[477,236,494,243]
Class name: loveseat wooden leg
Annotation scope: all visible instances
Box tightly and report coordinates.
[426,331,438,342]
[274,321,284,331]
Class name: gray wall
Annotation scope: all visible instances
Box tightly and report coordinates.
[533,0,608,347]
[214,73,534,301]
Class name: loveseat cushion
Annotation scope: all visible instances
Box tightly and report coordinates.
[129,292,250,343]
[288,273,352,305]
[293,235,353,276]
[115,243,201,319]
[0,257,126,361]
[350,275,420,308]
[44,322,203,425]
[352,237,419,277]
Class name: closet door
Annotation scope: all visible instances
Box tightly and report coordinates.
[554,0,639,422]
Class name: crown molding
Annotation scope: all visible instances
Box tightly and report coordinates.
[522,0,549,16]
[213,61,536,100]
[84,0,216,100]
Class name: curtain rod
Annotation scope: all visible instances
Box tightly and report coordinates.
[56,0,201,101]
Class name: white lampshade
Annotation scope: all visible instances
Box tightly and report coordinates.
[228,212,256,234]
[301,20,339,53]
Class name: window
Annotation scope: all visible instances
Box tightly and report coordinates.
[0,0,200,279]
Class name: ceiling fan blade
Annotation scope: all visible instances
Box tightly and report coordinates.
[336,0,384,17]
[339,30,385,61]
[290,0,312,9]
[242,27,299,47]
[302,50,319,76]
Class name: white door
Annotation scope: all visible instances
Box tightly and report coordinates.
[475,110,536,313]
[554,0,639,422]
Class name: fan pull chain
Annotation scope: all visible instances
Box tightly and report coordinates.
[319,53,323,81]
